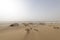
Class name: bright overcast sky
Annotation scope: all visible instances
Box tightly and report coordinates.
[0,0,60,21]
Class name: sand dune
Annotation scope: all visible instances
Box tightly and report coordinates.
[0,22,60,40]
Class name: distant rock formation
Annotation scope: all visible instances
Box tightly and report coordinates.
[53,27,60,29]
[39,23,46,25]
[10,23,19,27]
[22,23,29,26]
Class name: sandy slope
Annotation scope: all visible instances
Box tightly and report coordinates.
[0,23,60,40]
[0,28,27,40]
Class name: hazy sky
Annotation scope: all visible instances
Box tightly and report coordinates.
[0,0,60,21]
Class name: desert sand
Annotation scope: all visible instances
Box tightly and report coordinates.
[0,22,60,40]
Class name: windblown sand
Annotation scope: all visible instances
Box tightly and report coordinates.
[0,23,60,40]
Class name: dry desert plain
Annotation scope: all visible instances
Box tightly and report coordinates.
[0,22,60,40]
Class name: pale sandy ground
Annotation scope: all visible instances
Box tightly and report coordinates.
[0,23,60,40]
